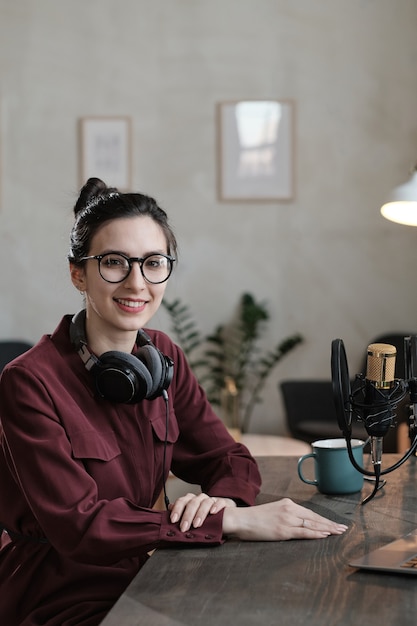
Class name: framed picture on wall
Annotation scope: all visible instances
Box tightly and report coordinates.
[78,116,132,190]
[217,99,295,202]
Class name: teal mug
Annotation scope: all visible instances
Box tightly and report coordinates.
[297,438,365,495]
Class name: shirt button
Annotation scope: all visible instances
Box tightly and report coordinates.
[166,530,176,537]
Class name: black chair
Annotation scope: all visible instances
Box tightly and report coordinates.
[280,332,415,453]
[0,340,33,373]
[280,379,368,443]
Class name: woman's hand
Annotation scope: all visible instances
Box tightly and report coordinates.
[169,492,237,532]
[222,498,348,541]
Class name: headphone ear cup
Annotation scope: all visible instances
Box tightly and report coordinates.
[71,310,173,403]
[135,344,165,399]
[96,351,153,403]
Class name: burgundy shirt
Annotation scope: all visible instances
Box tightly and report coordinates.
[0,315,261,625]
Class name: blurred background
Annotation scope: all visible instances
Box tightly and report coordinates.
[1,0,417,435]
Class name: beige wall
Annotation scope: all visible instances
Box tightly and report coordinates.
[1,0,417,434]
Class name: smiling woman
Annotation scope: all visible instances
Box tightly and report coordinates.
[0,178,346,626]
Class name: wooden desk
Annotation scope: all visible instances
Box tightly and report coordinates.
[241,433,311,456]
[102,454,417,626]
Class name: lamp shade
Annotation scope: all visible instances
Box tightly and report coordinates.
[381,170,417,226]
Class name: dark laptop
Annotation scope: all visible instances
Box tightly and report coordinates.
[350,528,417,575]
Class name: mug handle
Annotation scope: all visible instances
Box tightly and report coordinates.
[297,452,318,486]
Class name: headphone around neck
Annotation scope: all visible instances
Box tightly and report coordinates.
[70,310,174,403]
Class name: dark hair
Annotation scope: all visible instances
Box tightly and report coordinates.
[68,178,177,264]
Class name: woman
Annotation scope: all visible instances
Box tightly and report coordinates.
[0,179,347,625]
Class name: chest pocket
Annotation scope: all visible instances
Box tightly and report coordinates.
[70,429,121,462]
[150,409,179,444]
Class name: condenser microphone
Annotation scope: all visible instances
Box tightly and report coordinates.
[363,343,397,475]
[363,343,397,438]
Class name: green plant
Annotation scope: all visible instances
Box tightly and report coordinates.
[161,299,204,370]
[162,293,303,432]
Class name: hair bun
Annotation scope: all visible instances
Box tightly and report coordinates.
[74,178,116,216]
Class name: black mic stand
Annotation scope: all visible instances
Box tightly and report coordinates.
[404,335,417,448]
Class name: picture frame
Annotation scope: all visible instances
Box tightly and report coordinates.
[78,116,132,190]
[216,100,295,202]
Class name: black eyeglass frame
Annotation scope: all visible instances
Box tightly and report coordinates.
[79,251,176,284]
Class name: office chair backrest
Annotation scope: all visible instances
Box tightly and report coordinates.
[280,379,346,441]
[0,341,33,373]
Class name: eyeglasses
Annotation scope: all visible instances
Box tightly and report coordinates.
[80,252,175,284]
